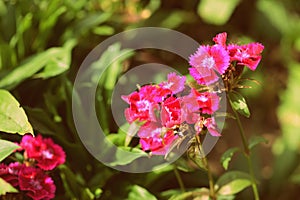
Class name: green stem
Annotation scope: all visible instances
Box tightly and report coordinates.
[174,167,185,192]
[195,135,216,200]
[231,106,260,200]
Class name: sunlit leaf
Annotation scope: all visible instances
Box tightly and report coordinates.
[197,0,241,25]
[228,91,251,118]
[109,147,148,166]
[0,89,33,135]
[127,185,157,200]
[220,147,240,170]
[0,178,18,196]
[0,139,20,162]
[215,171,252,195]
[168,188,209,200]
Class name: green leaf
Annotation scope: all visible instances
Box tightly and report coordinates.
[197,0,241,25]
[109,147,148,166]
[0,178,18,195]
[127,185,157,200]
[0,139,20,162]
[216,171,252,195]
[93,25,115,36]
[0,89,33,135]
[228,91,251,118]
[220,147,240,170]
[34,39,76,79]
[248,136,268,150]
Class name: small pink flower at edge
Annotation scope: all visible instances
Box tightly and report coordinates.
[160,72,186,94]
[18,166,56,200]
[20,135,66,170]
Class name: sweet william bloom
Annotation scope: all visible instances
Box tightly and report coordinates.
[213,32,227,47]
[138,122,178,155]
[228,43,264,71]
[183,89,219,115]
[0,162,24,187]
[161,96,182,128]
[20,135,66,170]
[160,72,186,94]
[19,167,55,200]
[194,117,221,137]
[189,45,230,85]
[122,85,172,123]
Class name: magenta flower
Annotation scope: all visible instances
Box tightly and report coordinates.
[0,162,24,187]
[161,96,182,128]
[20,135,66,170]
[122,85,173,123]
[160,72,186,94]
[183,89,219,115]
[228,43,264,71]
[213,32,227,47]
[138,122,178,155]
[194,117,221,137]
[19,166,55,200]
[189,45,230,85]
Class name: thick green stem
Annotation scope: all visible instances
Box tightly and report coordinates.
[195,135,216,200]
[232,107,260,200]
[174,167,185,192]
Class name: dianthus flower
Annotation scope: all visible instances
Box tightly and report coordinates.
[122,85,172,123]
[161,96,182,128]
[228,43,264,71]
[138,122,178,155]
[183,89,219,115]
[159,72,186,94]
[20,135,66,170]
[18,166,55,200]
[0,162,24,187]
[194,116,221,137]
[189,45,230,85]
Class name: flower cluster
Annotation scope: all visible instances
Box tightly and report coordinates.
[189,32,264,86]
[0,135,65,200]
[122,32,264,156]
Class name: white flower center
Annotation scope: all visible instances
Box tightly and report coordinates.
[42,150,54,159]
[202,56,215,69]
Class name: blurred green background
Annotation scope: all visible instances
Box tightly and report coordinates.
[0,0,300,199]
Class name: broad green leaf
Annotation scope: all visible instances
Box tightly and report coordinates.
[0,89,33,135]
[34,39,77,79]
[0,41,76,90]
[216,171,252,195]
[0,139,20,162]
[127,185,157,200]
[220,147,240,170]
[228,91,251,118]
[197,0,240,25]
[248,136,268,150]
[0,178,18,195]
[217,195,235,200]
[109,147,148,166]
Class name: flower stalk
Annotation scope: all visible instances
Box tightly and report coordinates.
[231,105,260,200]
[195,135,216,200]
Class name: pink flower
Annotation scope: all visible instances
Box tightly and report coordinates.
[19,167,55,200]
[20,135,66,170]
[161,96,182,128]
[122,85,172,123]
[213,32,227,47]
[228,43,264,71]
[194,117,221,137]
[189,45,230,85]
[0,162,24,187]
[138,122,178,155]
[160,72,186,94]
[183,89,219,115]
